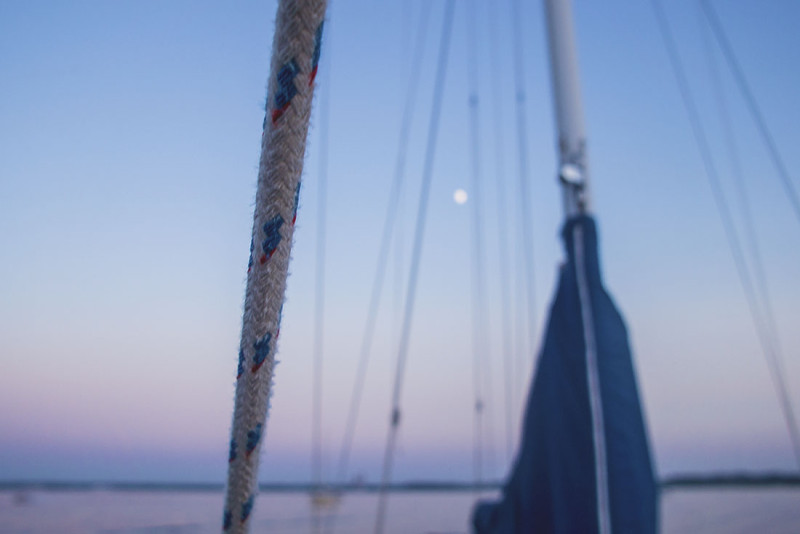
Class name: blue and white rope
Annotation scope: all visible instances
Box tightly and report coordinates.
[223,1,327,532]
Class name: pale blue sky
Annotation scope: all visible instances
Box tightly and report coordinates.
[1,0,799,484]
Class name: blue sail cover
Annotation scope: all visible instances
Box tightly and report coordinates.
[474,216,657,533]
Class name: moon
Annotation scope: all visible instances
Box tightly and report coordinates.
[453,188,468,205]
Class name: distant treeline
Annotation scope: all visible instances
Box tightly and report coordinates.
[0,480,501,493]
[660,472,800,489]
[2,473,799,493]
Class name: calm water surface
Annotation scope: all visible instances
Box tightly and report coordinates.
[1,488,799,533]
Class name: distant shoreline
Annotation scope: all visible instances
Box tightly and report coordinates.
[2,473,799,493]
[660,473,800,490]
[0,480,499,493]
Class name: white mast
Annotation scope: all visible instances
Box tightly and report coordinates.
[545,3,611,533]
[544,0,590,216]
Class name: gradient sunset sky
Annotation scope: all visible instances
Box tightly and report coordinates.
[1,0,799,484]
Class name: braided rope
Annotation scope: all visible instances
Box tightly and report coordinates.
[223,1,327,532]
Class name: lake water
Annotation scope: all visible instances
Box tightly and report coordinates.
[1,488,799,533]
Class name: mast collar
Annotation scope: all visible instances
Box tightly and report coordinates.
[559,162,584,187]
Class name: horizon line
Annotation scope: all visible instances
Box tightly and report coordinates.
[2,471,800,493]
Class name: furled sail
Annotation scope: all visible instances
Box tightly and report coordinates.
[473,215,658,533]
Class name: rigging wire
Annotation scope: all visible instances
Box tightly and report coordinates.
[312,10,332,534]
[311,26,330,496]
[696,0,789,431]
[374,1,456,531]
[488,0,517,464]
[697,0,800,229]
[330,2,434,497]
[327,7,433,534]
[511,0,539,403]
[465,0,496,488]
[651,0,800,469]
[393,1,412,400]
[513,228,528,430]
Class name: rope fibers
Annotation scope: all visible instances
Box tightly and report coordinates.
[466,0,496,488]
[223,1,327,532]
[652,0,800,468]
[374,1,456,531]
[698,0,800,229]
